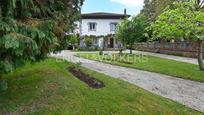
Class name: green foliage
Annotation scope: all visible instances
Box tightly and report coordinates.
[17,20,58,59]
[99,50,103,55]
[150,1,204,41]
[0,0,84,20]
[84,36,93,48]
[63,34,79,50]
[0,0,84,75]
[0,32,39,73]
[148,1,204,70]
[116,15,148,53]
[69,35,79,45]
[140,0,183,22]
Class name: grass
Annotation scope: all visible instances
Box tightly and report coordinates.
[0,58,202,114]
[77,53,204,82]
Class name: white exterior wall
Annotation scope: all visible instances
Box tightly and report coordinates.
[80,19,121,36]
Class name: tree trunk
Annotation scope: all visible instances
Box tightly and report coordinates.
[0,74,7,91]
[72,45,75,50]
[0,74,3,91]
[0,74,2,88]
[130,44,133,54]
[103,38,105,51]
[130,49,132,54]
[198,40,204,71]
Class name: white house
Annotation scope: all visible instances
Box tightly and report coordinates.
[76,11,130,49]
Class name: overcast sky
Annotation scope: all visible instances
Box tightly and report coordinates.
[82,0,144,16]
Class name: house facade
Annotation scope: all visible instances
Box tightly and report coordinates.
[76,11,130,49]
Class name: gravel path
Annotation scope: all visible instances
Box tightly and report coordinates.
[51,50,204,113]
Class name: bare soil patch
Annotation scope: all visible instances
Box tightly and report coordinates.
[69,67,105,89]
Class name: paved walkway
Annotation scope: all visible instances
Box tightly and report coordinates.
[51,51,204,113]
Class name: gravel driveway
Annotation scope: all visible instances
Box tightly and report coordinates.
[51,50,204,113]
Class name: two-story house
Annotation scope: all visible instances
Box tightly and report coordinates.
[77,10,130,49]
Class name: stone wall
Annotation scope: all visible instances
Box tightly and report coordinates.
[135,42,204,58]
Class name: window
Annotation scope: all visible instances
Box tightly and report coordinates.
[110,23,118,31]
[88,23,96,31]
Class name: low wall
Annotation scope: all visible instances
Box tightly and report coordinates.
[134,42,204,58]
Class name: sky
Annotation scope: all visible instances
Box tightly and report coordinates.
[81,0,144,16]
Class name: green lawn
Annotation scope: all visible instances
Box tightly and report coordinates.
[0,59,201,114]
[77,53,204,82]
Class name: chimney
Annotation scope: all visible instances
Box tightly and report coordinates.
[124,8,127,16]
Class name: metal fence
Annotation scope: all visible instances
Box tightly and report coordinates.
[134,42,204,58]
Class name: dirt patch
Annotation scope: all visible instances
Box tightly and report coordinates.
[68,67,105,89]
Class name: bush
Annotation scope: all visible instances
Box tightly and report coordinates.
[78,47,99,51]
[99,50,103,55]
[84,36,93,48]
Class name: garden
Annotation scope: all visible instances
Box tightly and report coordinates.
[1,0,204,114]
[0,59,201,114]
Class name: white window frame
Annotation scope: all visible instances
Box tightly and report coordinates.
[88,22,97,31]
[110,22,118,32]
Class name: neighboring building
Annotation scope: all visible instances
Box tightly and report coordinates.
[76,10,130,49]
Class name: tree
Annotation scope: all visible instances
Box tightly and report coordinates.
[68,35,79,50]
[116,15,148,54]
[84,36,93,48]
[150,1,204,70]
[141,0,180,22]
[0,0,84,90]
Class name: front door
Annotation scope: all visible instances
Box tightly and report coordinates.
[110,38,114,48]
